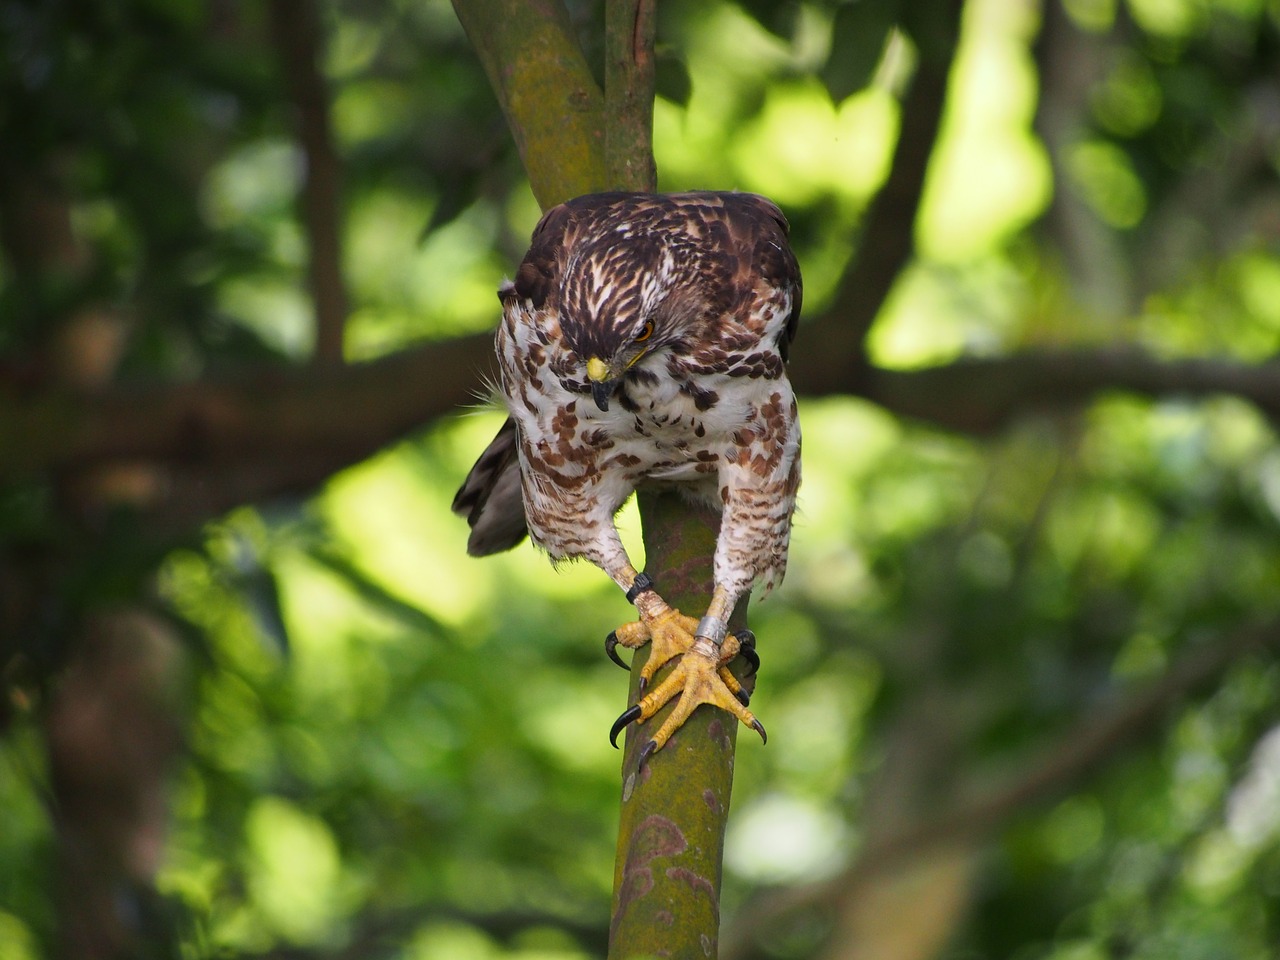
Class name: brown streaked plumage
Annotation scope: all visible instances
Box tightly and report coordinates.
[453,191,802,760]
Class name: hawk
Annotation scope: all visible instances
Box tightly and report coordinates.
[453,191,801,763]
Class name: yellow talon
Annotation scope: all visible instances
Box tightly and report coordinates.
[607,607,701,689]
[608,626,765,757]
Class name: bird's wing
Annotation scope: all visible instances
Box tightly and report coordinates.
[717,192,803,360]
[450,416,528,556]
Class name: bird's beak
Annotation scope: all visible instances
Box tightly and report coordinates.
[586,355,616,412]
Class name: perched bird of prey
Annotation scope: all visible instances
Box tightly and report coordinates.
[453,191,801,762]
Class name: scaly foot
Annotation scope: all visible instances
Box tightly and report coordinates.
[607,610,759,692]
[606,606,702,690]
[609,631,766,763]
[606,596,761,683]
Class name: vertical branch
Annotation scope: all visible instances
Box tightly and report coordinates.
[451,0,608,208]
[795,0,963,391]
[604,0,657,191]
[0,151,175,960]
[269,0,349,365]
[610,493,750,958]
[600,5,745,958]
[47,611,186,960]
[454,2,736,953]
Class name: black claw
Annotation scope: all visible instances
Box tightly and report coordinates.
[605,632,630,670]
[610,704,642,748]
[638,675,648,694]
[736,630,760,677]
[735,688,751,707]
[751,717,768,745]
[638,739,658,767]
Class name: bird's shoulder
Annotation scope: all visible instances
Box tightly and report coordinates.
[499,191,802,355]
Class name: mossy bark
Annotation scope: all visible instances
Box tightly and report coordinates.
[451,0,607,209]
[603,0,657,192]
[609,491,749,959]
[452,3,741,955]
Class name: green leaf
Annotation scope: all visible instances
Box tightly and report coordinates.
[655,53,693,108]
[238,567,290,657]
[821,0,897,102]
[733,0,802,40]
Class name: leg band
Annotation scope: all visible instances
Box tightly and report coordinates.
[695,615,728,646]
[625,572,655,604]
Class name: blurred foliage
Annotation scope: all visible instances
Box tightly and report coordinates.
[2,0,1280,958]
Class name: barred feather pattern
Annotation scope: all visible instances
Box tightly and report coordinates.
[455,190,802,602]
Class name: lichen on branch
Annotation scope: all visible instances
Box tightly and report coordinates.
[451,0,608,208]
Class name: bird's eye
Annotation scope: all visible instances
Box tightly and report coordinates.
[635,320,655,343]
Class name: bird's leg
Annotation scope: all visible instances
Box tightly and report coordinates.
[609,582,766,762]
[606,570,759,684]
[604,566,703,690]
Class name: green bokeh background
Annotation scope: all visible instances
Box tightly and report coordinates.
[3,0,1280,957]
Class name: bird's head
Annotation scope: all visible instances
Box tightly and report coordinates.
[561,239,674,412]
[578,316,658,411]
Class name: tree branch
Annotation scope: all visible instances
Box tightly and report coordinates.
[269,0,350,365]
[46,609,186,960]
[609,492,750,958]
[451,0,608,209]
[814,0,963,375]
[603,0,657,191]
[589,6,751,957]
[9,342,1280,518]
[0,333,495,474]
[852,350,1280,433]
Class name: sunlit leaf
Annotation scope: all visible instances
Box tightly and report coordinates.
[655,51,693,108]
[732,0,802,40]
[820,0,896,102]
